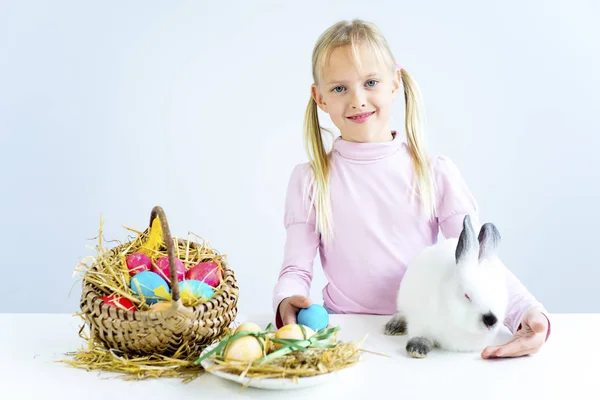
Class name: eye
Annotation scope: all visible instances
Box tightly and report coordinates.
[464,293,471,302]
[332,85,345,93]
[365,79,378,87]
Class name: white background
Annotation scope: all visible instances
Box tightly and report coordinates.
[2,0,598,315]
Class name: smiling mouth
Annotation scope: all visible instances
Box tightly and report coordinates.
[346,111,375,123]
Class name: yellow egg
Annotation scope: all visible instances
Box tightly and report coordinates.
[273,324,315,349]
[235,322,262,334]
[234,322,268,350]
[223,335,264,362]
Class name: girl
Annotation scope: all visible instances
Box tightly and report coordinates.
[271,19,550,359]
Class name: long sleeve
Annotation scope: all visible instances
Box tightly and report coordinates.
[433,155,551,339]
[272,164,320,320]
[502,267,550,338]
[433,155,480,238]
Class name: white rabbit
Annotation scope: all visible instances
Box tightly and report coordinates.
[384,214,509,358]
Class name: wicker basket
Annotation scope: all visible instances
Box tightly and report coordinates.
[79,206,239,358]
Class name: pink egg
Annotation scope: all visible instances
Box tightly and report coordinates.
[187,261,221,287]
[152,256,186,283]
[125,253,152,276]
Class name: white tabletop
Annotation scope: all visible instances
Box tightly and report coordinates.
[1,312,598,399]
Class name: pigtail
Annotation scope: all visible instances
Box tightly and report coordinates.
[303,96,333,242]
[401,68,437,220]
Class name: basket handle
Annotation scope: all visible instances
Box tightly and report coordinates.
[149,206,180,302]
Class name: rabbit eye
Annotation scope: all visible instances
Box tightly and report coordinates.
[464,294,471,301]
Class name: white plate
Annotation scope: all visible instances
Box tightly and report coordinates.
[199,342,360,390]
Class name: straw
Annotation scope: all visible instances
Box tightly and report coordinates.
[62,206,239,380]
[59,315,211,382]
[73,214,230,311]
[195,322,376,385]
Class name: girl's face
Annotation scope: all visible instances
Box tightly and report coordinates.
[312,44,401,143]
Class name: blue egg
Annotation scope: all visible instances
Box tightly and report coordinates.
[179,280,214,301]
[130,271,171,305]
[297,304,329,331]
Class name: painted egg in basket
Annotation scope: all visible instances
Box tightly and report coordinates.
[130,271,171,305]
[179,280,214,304]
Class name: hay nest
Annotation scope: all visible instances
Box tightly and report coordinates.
[196,322,375,388]
[61,206,239,381]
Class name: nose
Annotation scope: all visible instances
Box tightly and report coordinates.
[482,312,498,328]
[350,88,366,109]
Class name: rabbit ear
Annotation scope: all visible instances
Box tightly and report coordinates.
[478,223,501,261]
[455,215,477,264]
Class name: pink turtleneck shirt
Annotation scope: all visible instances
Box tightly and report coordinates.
[272,133,549,335]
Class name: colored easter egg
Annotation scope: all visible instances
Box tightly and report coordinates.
[179,280,214,305]
[186,261,221,288]
[152,255,186,283]
[129,271,171,305]
[101,294,137,311]
[297,304,329,331]
[273,324,315,349]
[125,253,152,276]
[223,335,264,362]
[235,322,262,334]
[186,261,221,287]
[235,322,270,352]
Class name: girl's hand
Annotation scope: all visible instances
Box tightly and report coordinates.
[481,307,549,359]
[277,295,312,327]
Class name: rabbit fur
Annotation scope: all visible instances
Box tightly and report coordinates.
[384,215,509,358]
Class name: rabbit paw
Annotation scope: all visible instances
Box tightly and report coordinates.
[384,314,407,336]
[406,337,433,358]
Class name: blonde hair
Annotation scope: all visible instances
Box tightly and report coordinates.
[305,19,437,243]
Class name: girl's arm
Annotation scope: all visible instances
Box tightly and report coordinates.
[434,156,551,340]
[272,164,320,323]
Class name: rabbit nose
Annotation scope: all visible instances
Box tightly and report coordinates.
[482,312,498,328]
